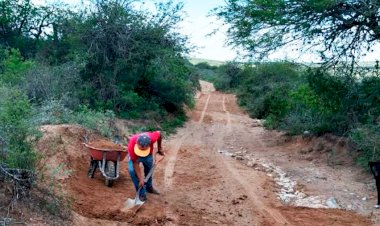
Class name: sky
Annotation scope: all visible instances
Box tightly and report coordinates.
[178,0,239,62]
[33,0,379,63]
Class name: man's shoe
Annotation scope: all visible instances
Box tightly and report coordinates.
[146,187,160,195]
[139,195,147,202]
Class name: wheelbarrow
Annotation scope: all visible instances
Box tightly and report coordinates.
[84,142,128,187]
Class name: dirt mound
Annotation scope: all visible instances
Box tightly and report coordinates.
[86,140,125,151]
[35,124,167,225]
[274,133,359,167]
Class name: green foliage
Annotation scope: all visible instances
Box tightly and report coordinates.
[213,62,243,91]
[33,99,116,138]
[194,61,246,92]
[0,0,71,59]
[70,106,116,138]
[215,0,380,63]
[237,62,299,120]
[74,0,196,122]
[350,124,380,168]
[0,0,196,137]
[22,62,81,107]
[194,62,219,84]
[356,76,380,124]
[0,49,33,85]
[0,86,38,170]
[160,113,187,135]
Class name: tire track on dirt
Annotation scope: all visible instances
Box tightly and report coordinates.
[213,94,291,225]
[164,93,211,188]
[199,94,211,124]
[162,92,212,224]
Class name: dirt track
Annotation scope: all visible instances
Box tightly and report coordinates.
[36,81,378,225]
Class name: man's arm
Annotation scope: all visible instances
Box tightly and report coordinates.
[132,160,144,187]
[157,132,164,155]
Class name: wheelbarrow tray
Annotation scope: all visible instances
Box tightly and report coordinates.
[84,143,128,161]
[83,142,128,187]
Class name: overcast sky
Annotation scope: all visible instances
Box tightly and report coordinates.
[34,0,379,63]
[183,0,380,63]
[178,0,239,61]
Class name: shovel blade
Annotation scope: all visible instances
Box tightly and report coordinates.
[125,197,144,209]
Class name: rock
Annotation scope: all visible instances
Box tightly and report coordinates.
[236,156,244,161]
[303,131,311,138]
[232,199,239,205]
[326,197,340,208]
[362,197,367,201]
[247,161,256,167]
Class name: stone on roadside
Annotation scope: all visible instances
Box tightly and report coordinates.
[326,197,340,208]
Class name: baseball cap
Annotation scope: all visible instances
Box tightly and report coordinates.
[134,133,151,157]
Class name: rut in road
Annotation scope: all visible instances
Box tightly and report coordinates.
[161,81,372,226]
[163,88,290,225]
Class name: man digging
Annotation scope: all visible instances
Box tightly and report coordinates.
[127,131,165,202]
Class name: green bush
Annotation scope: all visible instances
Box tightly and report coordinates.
[356,76,380,124]
[0,86,38,170]
[237,62,300,120]
[33,100,116,138]
[23,62,81,108]
[0,48,33,85]
[350,124,380,168]
[69,105,116,138]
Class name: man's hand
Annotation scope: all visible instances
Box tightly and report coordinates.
[154,151,165,165]
[138,178,145,188]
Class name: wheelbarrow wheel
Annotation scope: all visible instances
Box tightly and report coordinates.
[105,161,115,187]
[88,158,97,178]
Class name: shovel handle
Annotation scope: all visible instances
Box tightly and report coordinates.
[133,155,164,201]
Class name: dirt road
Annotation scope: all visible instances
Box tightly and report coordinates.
[36,81,377,225]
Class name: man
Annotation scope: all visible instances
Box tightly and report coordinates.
[127,131,165,201]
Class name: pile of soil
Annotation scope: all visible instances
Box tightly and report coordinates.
[87,140,126,151]
[35,124,166,225]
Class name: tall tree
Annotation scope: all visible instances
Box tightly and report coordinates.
[0,0,69,57]
[215,0,380,64]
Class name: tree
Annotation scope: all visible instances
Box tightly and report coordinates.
[0,0,70,58]
[77,0,195,115]
[215,0,380,64]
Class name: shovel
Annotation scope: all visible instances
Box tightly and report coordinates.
[125,154,165,210]
[125,164,156,209]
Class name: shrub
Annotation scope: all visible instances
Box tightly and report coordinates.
[69,105,116,138]
[33,100,116,138]
[237,62,300,120]
[0,48,33,85]
[350,124,380,168]
[0,86,38,170]
[23,62,82,108]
